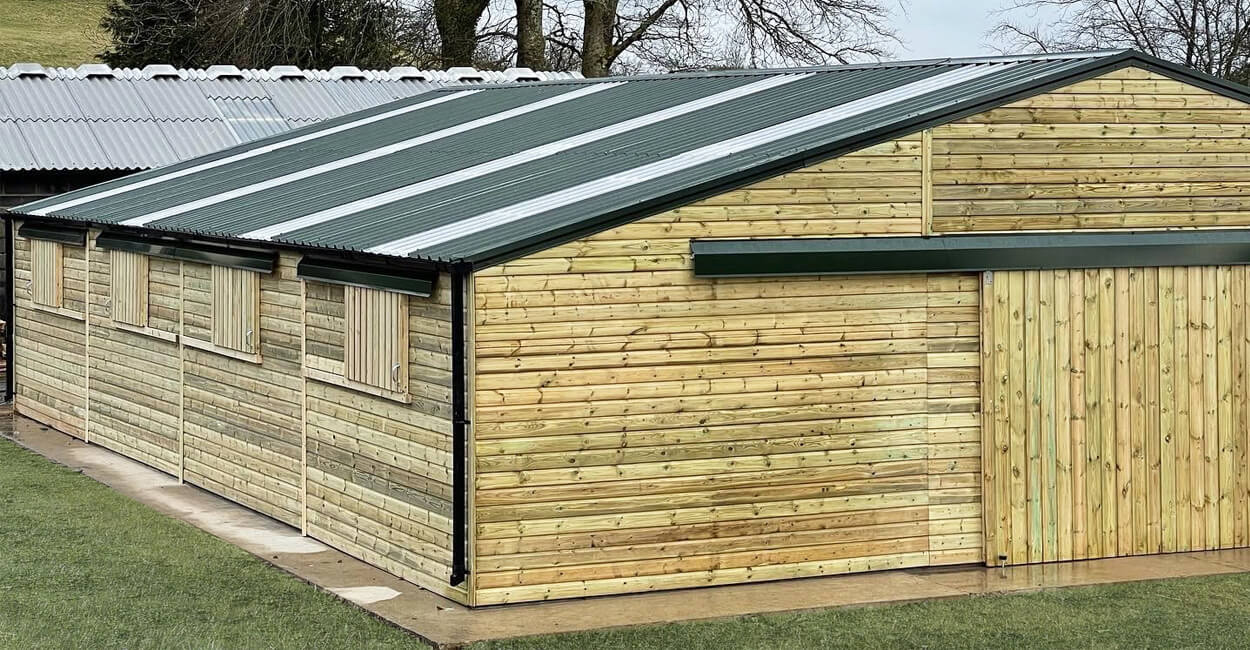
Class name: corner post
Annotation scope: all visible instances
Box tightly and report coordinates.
[3,212,12,402]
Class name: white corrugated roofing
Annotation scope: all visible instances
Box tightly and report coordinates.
[0,63,581,171]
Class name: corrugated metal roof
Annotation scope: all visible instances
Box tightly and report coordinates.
[20,50,1238,266]
[0,62,582,171]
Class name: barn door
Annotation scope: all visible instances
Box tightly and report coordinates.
[981,266,1250,568]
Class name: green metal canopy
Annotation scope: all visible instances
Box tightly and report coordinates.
[15,50,1248,267]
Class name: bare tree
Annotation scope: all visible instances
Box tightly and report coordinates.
[540,0,895,76]
[723,0,897,67]
[517,0,548,66]
[435,0,493,65]
[992,0,1250,82]
[100,0,206,67]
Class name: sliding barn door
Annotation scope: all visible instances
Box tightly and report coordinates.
[982,266,1250,566]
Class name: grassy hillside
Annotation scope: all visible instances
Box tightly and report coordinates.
[0,0,108,67]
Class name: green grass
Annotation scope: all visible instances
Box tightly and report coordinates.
[0,436,424,649]
[0,0,108,67]
[6,432,1250,649]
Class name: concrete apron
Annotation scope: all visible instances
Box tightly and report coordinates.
[7,411,1250,649]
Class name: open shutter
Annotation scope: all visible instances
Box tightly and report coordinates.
[110,249,149,326]
[344,285,408,393]
[30,239,63,308]
[211,265,260,353]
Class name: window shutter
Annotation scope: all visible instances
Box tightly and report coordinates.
[344,285,408,393]
[30,239,63,308]
[110,249,149,326]
[211,265,260,353]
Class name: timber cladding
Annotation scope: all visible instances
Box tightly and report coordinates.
[87,241,180,475]
[13,234,87,437]
[303,276,459,598]
[931,67,1250,233]
[11,236,464,603]
[469,138,981,603]
[983,266,1250,563]
[180,256,305,525]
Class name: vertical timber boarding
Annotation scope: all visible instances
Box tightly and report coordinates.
[983,266,1250,563]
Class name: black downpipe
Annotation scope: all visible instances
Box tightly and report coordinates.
[4,215,13,402]
[449,263,469,586]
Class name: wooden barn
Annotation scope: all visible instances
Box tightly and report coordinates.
[0,61,576,390]
[9,49,1250,606]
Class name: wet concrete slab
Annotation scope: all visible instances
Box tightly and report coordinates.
[908,553,1246,595]
[6,411,1250,649]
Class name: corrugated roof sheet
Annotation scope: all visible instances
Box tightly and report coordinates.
[21,50,1240,267]
[0,63,582,171]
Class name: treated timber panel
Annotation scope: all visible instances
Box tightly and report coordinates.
[472,138,976,604]
[343,285,410,394]
[13,231,87,438]
[109,249,148,327]
[931,68,1250,233]
[87,244,179,475]
[474,268,981,604]
[983,266,1250,565]
[210,265,260,353]
[17,246,466,603]
[181,257,303,526]
[30,238,63,308]
[304,277,460,599]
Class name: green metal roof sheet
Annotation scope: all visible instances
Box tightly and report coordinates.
[16,49,1248,267]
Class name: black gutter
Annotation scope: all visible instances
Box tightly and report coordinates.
[690,230,1250,277]
[96,231,276,273]
[7,212,453,273]
[17,222,88,246]
[297,257,437,297]
[4,213,14,402]
[449,262,470,587]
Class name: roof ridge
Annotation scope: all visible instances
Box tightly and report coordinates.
[426,49,1134,89]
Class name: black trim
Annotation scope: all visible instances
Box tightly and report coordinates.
[297,257,436,297]
[5,215,14,402]
[17,222,87,246]
[95,231,276,273]
[691,230,1250,277]
[449,263,469,587]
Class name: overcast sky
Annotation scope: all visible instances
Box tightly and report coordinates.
[891,0,1053,59]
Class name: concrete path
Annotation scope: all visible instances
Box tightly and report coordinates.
[6,412,1250,649]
